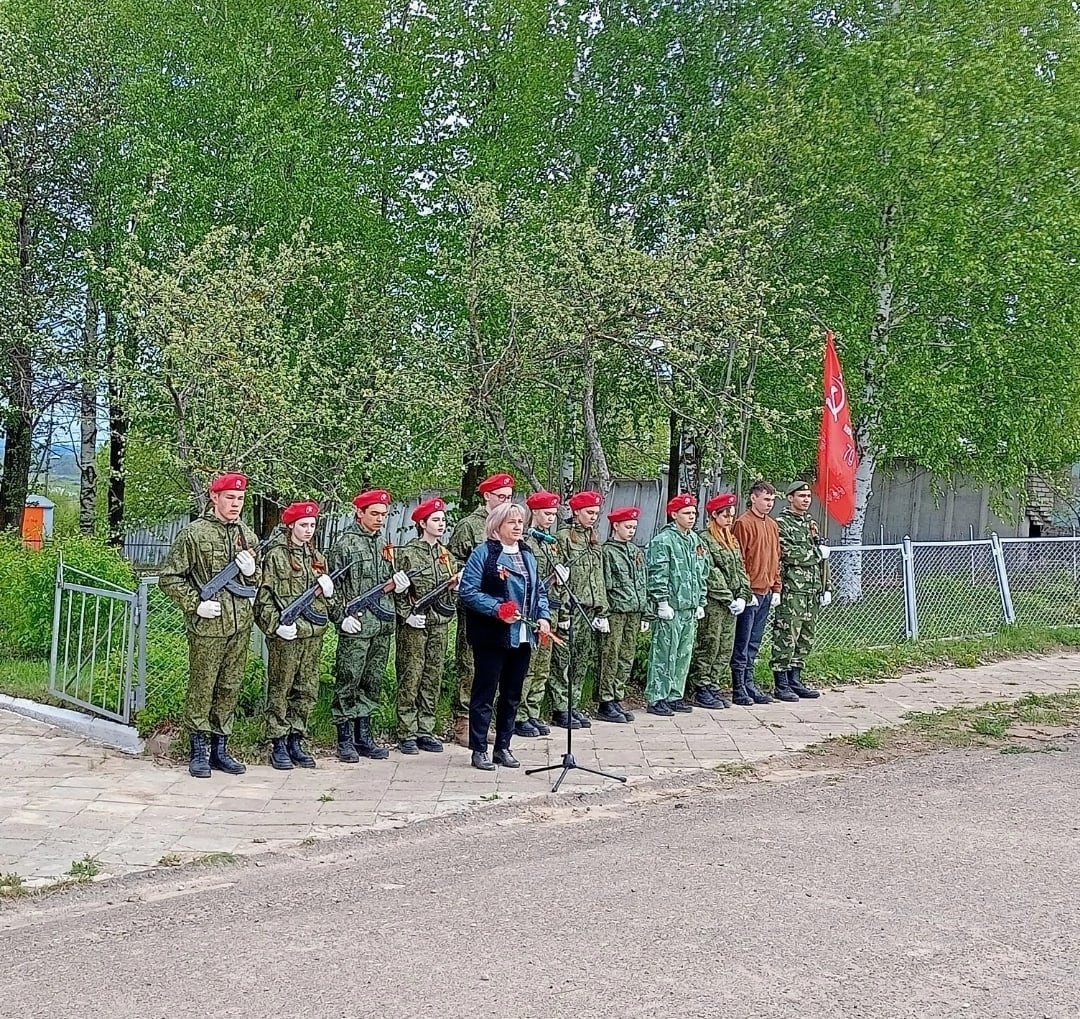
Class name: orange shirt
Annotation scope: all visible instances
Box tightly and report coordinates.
[731,510,781,595]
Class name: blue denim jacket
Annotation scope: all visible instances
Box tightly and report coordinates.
[460,540,551,649]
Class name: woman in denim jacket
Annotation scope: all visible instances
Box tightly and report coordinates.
[459,501,552,770]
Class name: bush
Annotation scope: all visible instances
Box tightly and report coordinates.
[0,534,136,659]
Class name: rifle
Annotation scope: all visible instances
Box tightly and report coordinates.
[278,562,353,628]
[410,574,459,620]
[343,569,420,623]
[199,527,281,601]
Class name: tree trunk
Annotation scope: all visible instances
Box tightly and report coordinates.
[580,355,612,499]
[105,307,128,546]
[459,448,486,511]
[666,411,680,502]
[79,294,99,534]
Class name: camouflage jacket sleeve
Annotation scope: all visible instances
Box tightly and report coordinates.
[701,531,734,604]
[448,511,481,567]
[158,525,201,615]
[778,512,819,571]
[253,545,289,634]
[645,533,671,605]
[393,543,420,619]
[325,534,353,624]
[725,540,753,602]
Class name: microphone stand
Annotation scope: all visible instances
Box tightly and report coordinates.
[525,537,627,793]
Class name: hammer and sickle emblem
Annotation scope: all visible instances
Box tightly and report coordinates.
[826,380,847,421]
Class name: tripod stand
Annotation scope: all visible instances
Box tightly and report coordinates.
[526,542,627,793]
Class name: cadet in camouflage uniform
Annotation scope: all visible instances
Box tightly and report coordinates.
[159,472,261,778]
[689,493,752,709]
[328,489,412,762]
[514,490,564,738]
[645,493,708,715]
[448,471,515,745]
[553,490,609,728]
[770,481,829,700]
[254,500,333,770]
[597,505,649,724]
[394,497,458,755]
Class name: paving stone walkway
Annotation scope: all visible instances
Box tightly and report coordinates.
[2,654,1079,886]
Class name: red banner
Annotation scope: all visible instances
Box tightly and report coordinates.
[815,331,858,526]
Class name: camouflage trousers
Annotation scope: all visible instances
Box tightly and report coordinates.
[332,631,391,723]
[396,622,449,740]
[769,589,820,670]
[517,638,553,722]
[453,607,474,719]
[550,609,603,709]
[598,611,641,702]
[646,609,697,703]
[689,601,736,693]
[184,630,250,736]
[265,634,323,739]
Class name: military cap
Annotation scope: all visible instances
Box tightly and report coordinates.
[666,492,696,515]
[353,489,391,509]
[411,497,446,523]
[209,472,247,493]
[706,493,738,515]
[786,481,813,496]
[568,490,603,511]
[526,490,561,510]
[607,506,640,523]
[281,500,319,525]
[478,473,515,494]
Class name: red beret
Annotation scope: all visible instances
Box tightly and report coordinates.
[608,506,640,523]
[353,489,391,510]
[568,490,603,511]
[526,490,561,510]
[282,501,319,525]
[666,493,696,515]
[706,493,738,515]
[411,497,446,523]
[478,473,515,494]
[209,472,247,493]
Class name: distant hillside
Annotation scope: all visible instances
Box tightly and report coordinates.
[0,439,83,486]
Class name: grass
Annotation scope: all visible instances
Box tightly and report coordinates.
[65,855,102,881]
[0,872,28,898]
[190,852,238,867]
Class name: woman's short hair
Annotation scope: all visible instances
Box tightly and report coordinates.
[485,501,525,540]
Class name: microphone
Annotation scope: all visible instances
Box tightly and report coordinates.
[528,527,558,545]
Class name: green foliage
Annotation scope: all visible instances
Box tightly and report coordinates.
[0,534,134,658]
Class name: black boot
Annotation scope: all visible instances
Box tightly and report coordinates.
[667,698,693,713]
[208,734,246,775]
[471,750,495,771]
[336,721,360,763]
[492,747,520,768]
[269,736,293,770]
[354,717,389,760]
[286,732,316,768]
[530,716,552,735]
[693,687,720,709]
[596,700,629,723]
[772,670,799,702]
[744,674,774,705]
[416,734,444,752]
[514,718,541,737]
[571,707,592,728]
[789,667,821,699]
[551,709,581,729]
[731,669,753,707]
[710,687,732,709]
[188,732,211,778]
[612,701,635,722]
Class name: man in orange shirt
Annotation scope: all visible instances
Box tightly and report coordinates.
[729,480,782,706]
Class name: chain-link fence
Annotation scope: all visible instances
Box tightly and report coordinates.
[999,537,1080,629]
[911,539,1004,641]
[814,545,908,650]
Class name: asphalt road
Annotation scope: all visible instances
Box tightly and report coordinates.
[3,747,1079,1019]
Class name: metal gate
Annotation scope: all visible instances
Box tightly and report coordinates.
[49,558,138,724]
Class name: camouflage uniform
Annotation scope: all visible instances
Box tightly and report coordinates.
[770,509,827,671]
[553,523,609,708]
[516,533,566,722]
[159,511,261,736]
[599,538,649,702]
[448,505,487,718]
[327,521,395,723]
[253,534,329,739]
[394,537,457,741]
[690,526,753,697]
[645,524,708,703]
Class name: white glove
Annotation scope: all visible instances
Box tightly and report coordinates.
[316,574,334,597]
[275,623,298,640]
[657,601,675,620]
[751,595,760,607]
[340,615,363,635]
[406,613,426,629]
[820,591,832,606]
[234,550,256,577]
[196,600,222,619]
[817,544,831,560]
[554,564,571,585]
[729,597,746,616]
[392,570,411,594]
[592,617,610,633]
[770,592,781,608]
[695,606,706,620]
[558,619,570,631]
[640,620,650,633]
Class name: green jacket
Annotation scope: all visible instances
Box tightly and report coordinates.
[394,537,457,626]
[557,524,609,614]
[700,527,753,606]
[602,539,650,615]
[327,520,396,638]
[777,509,827,596]
[645,523,708,612]
[253,534,330,640]
[524,532,569,624]
[159,511,261,637]
[449,505,487,568]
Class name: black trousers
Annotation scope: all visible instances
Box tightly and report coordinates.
[469,642,532,753]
